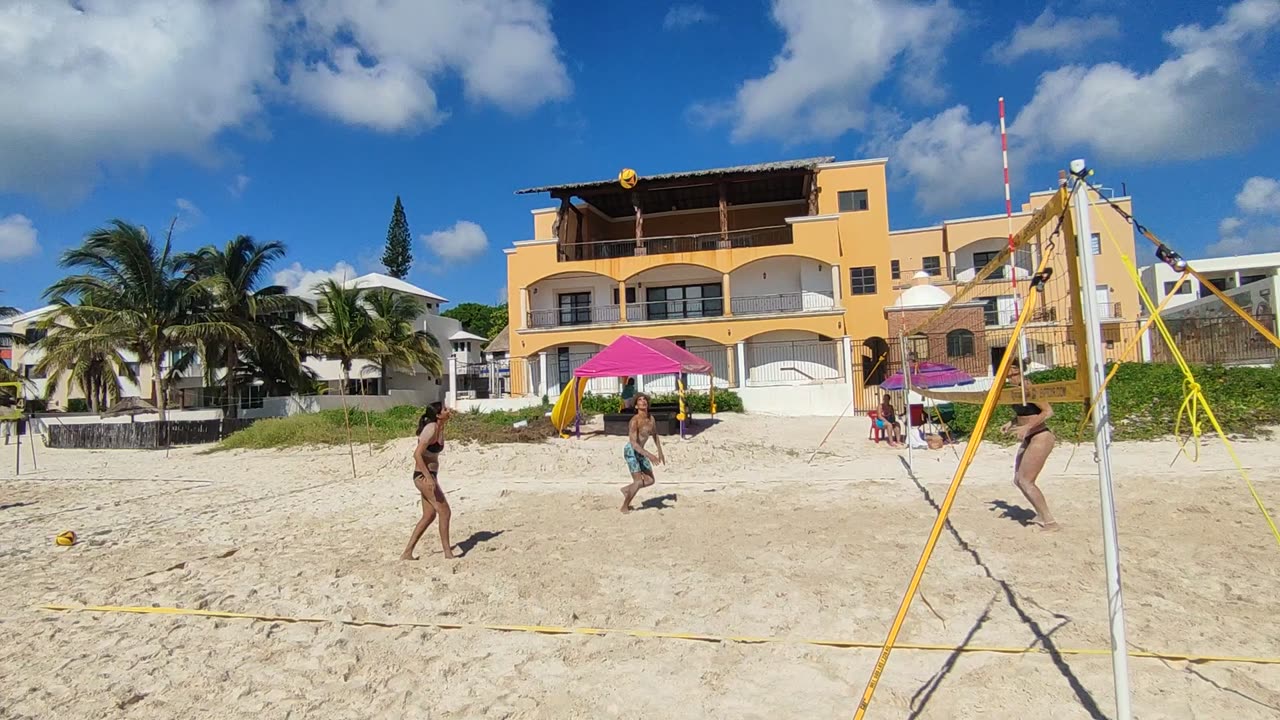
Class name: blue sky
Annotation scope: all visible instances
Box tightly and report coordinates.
[3,0,1279,313]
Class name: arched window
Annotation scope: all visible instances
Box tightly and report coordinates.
[946,329,975,358]
[862,336,890,386]
[907,334,929,361]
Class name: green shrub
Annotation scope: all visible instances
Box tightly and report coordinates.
[66,398,89,413]
[215,404,557,451]
[947,362,1280,444]
[580,389,743,414]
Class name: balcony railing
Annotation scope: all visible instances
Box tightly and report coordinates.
[558,225,792,262]
[526,291,835,329]
[730,291,836,316]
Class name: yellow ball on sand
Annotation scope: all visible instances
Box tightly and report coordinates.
[618,168,638,189]
[55,531,76,547]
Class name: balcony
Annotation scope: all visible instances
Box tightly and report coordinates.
[559,225,792,263]
[526,291,838,330]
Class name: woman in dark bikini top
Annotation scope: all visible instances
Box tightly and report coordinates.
[1000,360,1060,532]
[401,402,456,560]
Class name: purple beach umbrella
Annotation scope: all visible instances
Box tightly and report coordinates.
[879,362,975,391]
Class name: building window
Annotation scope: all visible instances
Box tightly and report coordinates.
[849,266,877,295]
[978,296,999,326]
[125,362,140,379]
[838,189,869,213]
[972,250,1005,280]
[890,259,900,280]
[25,364,46,380]
[1090,233,1101,255]
[611,286,637,304]
[1240,274,1268,286]
[907,334,929,361]
[557,347,571,386]
[1162,281,1192,295]
[557,292,592,326]
[922,256,941,277]
[23,327,47,344]
[946,329,976,358]
[645,284,723,320]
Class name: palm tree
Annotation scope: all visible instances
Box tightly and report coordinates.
[32,302,138,412]
[43,219,245,421]
[305,279,375,394]
[185,236,309,417]
[364,288,443,394]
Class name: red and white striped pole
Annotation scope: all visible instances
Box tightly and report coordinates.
[1000,97,1029,397]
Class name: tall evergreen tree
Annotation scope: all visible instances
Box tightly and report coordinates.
[381,196,413,279]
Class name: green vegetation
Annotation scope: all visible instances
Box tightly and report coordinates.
[948,363,1280,443]
[441,302,507,339]
[215,404,557,451]
[380,196,413,279]
[580,389,743,414]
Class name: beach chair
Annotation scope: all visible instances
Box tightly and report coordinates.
[868,410,886,442]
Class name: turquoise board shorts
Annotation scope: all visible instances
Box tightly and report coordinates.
[623,443,652,474]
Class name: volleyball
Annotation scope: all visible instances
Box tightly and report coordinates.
[618,168,638,189]
[55,531,76,547]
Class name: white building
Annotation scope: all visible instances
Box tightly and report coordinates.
[1139,251,1280,315]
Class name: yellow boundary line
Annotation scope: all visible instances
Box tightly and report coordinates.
[36,604,1280,666]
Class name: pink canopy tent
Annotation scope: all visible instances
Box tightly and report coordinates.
[573,335,712,378]
[570,335,714,438]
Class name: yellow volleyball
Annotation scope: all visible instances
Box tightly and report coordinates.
[55,531,76,547]
[618,167,638,189]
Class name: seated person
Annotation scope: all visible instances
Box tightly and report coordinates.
[878,394,903,447]
[621,377,637,410]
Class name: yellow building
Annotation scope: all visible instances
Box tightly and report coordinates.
[504,157,1140,413]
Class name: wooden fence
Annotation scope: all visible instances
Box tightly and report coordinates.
[46,418,258,450]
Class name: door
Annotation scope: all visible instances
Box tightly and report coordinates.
[558,292,591,326]
[1095,285,1111,318]
[990,346,1006,375]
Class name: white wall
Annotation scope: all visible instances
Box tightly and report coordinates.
[744,330,842,386]
[737,382,854,416]
[528,275,617,313]
[731,256,835,310]
[453,396,543,413]
[1161,275,1280,321]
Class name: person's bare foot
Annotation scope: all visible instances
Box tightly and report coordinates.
[619,487,634,513]
[400,552,418,561]
[443,549,458,559]
[1040,521,1062,533]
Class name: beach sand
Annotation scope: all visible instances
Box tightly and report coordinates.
[2,413,1278,718]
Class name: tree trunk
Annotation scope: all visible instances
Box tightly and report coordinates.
[225,345,239,420]
[153,357,167,423]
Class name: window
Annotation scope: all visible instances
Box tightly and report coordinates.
[557,292,592,326]
[849,266,877,295]
[922,256,941,277]
[1090,233,1101,255]
[645,284,723,320]
[838,189,869,213]
[1163,281,1192,296]
[0,335,10,349]
[891,259,901,280]
[557,347,572,385]
[25,364,46,380]
[946,329,975,358]
[611,286,637,304]
[978,296,999,326]
[23,327,47,344]
[1201,278,1229,297]
[125,362,140,379]
[907,334,929,361]
[972,250,1005,280]
[1240,274,1268,286]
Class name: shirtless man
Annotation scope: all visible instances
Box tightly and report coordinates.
[999,361,1060,532]
[620,393,664,513]
[401,402,456,559]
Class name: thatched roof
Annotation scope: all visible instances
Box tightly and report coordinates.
[514,157,834,196]
[484,324,510,354]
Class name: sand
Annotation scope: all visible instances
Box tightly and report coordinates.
[1,413,1278,719]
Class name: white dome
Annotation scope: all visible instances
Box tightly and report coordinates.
[896,283,952,308]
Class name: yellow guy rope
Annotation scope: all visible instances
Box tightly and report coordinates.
[853,247,1055,720]
[1086,186,1280,548]
[36,604,1280,666]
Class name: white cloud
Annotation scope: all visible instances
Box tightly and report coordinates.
[691,0,962,142]
[273,261,359,296]
[990,8,1121,63]
[0,0,277,202]
[229,174,252,198]
[423,221,489,262]
[664,4,713,30]
[866,106,1005,213]
[0,0,571,199]
[1235,176,1280,214]
[0,214,39,262]
[1211,175,1280,255]
[1012,0,1280,163]
[286,0,571,130]
[174,198,205,230]
[876,0,1280,211]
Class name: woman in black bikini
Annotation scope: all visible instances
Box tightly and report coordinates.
[401,402,456,559]
[1000,360,1060,531]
